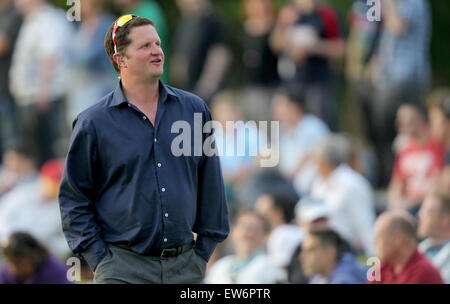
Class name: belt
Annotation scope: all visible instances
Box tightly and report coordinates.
[146,240,195,258]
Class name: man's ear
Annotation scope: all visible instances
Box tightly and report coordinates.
[113,53,127,69]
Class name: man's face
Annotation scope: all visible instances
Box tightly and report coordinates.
[396,105,420,137]
[6,256,34,282]
[418,195,443,239]
[120,25,164,80]
[254,194,275,227]
[428,107,446,141]
[272,94,293,124]
[374,221,395,263]
[231,213,267,256]
[300,235,333,277]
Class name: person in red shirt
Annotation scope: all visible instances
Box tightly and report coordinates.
[369,210,443,284]
[388,104,446,214]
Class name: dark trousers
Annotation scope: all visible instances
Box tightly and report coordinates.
[0,93,17,160]
[93,244,207,284]
[17,98,67,166]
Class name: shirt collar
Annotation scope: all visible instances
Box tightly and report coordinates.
[109,80,179,108]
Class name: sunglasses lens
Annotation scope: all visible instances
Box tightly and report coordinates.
[117,15,133,27]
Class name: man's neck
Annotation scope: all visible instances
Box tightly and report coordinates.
[121,76,160,106]
[392,244,416,275]
[431,233,450,247]
[320,260,338,278]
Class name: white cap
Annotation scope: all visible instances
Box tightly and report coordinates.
[295,197,329,223]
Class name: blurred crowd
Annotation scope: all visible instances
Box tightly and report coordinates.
[0,0,449,284]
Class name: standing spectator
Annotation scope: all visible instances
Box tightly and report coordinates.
[66,0,116,124]
[345,0,381,159]
[0,0,22,162]
[254,188,305,280]
[368,0,431,187]
[9,0,72,166]
[301,228,367,284]
[417,192,450,283]
[239,0,279,122]
[270,0,344,131]
[59,16,229,284]
[369,210,443,284]
[0,232,71,284]
[205,211,281,284]
[388,104,445,215]
[272,86,329,196]
[171,0,231,103]
[310,134,376,255]
[114,0,170,83]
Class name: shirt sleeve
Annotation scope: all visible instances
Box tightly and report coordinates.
[58,116,108,271]
[192,103,230,262]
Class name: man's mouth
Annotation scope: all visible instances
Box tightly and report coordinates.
[151,58,162,64]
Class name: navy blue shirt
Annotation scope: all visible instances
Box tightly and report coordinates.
[59,81,230,271]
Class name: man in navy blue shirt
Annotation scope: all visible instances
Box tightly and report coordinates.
[59,15,230,283]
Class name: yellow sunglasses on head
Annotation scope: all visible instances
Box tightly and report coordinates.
[112,14,136,54]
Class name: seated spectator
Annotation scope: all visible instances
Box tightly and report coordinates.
[0,158,70,258]
[272,86,329,195]
[254,189,305,277]
[310,134,376,255]
[301,228,367,284]
[388,104,445,215]
[370,210,443,284]
[286,197,331,284]
[0,140,39,204]
[0,232,72,284]
[418,192,450,283]
[205,210,281,284]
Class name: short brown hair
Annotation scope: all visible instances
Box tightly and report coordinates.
[104,16,156,73]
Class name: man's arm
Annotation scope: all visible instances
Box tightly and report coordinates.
[59,117,107,272]
[192,105,230,262]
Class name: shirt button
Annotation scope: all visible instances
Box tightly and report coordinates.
[142,116,147,120]
[154,138,157,142]
[161,187,166,192]
[165,213,169,218]
[157,163,162,168]
[127,103,131,107]
[164,238,168,243]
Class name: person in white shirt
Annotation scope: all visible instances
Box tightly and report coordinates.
[9,0,73,164]
[310,134,376,255]
[417,191,450,283]
[205,210,281,284]
[254,189,305,277]
[272,87,330,196]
